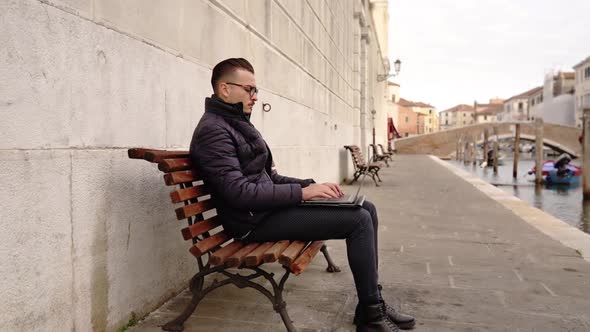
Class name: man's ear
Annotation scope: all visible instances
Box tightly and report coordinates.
[217,82,230,99]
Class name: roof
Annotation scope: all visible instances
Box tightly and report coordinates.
[398,98,435,108]
[440,104,474,113]
[476,106,503,116]
[505,86,543,102]
[561,72,575,79]
[573,55,590,69]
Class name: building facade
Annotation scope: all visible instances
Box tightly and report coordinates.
[574,56,590,127]
[439,104,474,129]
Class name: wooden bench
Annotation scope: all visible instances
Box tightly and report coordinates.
[344,145,384,186]
[369,144,390,167]
[128,148,340,332]
[378,143,395,157]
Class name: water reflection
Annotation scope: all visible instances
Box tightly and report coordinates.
[448,158,589,235]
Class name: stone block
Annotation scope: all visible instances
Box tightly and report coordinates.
[95,0,183,52]
[71,150,194,330]
[182,1,251,69]
[45,0,94,19]
[0,150,73,331]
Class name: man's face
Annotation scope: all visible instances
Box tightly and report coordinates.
[218,68,258,114]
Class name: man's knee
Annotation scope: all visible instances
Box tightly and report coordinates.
[353,209,374,232]
[362,200,378,222]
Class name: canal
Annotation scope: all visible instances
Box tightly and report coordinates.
[447,157,590,235]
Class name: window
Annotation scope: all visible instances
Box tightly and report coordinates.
[445,119,448,125]
[518,102,523,111]
[463,113,466,117]
[484,115,487,121]
[463,121,465,125]
[405,116,409,123]
[429,119,431,124]
[585,66,590,80]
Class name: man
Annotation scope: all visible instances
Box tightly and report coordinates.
[189,58,415,332]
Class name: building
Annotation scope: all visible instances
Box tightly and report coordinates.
[397,105,419,137]
[499,87,542,122]
[474,99,504,124]
[527,89,544,121]
[398,98,438,133]
[574,56,590,127]
[536,71,575,126]
[439,104,474,129]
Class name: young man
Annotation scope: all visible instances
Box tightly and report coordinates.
[189,58,415,332]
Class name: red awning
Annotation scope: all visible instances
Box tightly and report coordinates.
[388,117,401,139]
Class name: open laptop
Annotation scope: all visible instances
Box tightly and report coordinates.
[299,175,367,207]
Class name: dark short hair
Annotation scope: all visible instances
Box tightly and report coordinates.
[211,58,255,93]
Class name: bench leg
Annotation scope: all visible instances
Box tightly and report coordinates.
[162,275,205,331]
[350,171,362,185]
[320,244,341,273]
[371,173,380,187]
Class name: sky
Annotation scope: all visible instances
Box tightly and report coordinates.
[388,0,590,112]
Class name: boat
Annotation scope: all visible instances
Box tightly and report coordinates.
[528,153,582,185]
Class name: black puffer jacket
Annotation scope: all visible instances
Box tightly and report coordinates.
[189,95,315,238]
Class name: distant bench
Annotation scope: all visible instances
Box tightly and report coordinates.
[128,148,340,332]
[344,145,384,186]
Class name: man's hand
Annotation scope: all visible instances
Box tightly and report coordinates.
[302,183,344,200]
[322,182,344,197]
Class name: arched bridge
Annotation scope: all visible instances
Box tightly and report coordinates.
[394,122,582,158]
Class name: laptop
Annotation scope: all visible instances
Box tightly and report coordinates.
[299,175,367,207]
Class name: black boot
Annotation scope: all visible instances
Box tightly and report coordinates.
[354,285,416,330]
[356,303,400,332]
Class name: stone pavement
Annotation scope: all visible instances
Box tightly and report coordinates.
[130,155,590,332]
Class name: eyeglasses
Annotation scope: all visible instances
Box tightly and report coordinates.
[225,82,258,97]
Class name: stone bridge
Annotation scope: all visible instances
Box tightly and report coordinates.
[394,122,582,158]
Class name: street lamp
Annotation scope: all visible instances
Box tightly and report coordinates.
[377,58,401,82]
[371,109,377,146]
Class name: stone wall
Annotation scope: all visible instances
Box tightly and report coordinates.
[0,0,389,330]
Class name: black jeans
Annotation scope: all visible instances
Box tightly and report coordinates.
[244,200,380,305]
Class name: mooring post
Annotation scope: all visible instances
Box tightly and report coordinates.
[583,109,590,198]
[493,126,499,174]
[483,128,489,166]
[513,123,520,178]
[535,118,544,184]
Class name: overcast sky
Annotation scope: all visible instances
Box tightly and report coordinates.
[388,0,590,111]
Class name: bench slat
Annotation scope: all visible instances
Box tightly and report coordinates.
[244,242,275,267]
[263,240,291,263]
[146,150,189,163]
[180,217,221,240]
[189,231,230,258]
[159,158,192,172]
[290,241,324,275]
[164,170,200,186]
[210,241,244,266]
[278,241,307,266]
[226,243,260,267]
[175,200,215,220]
[170,186,209,204]
[128,148,158,160]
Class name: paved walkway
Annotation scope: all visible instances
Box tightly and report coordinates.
[131,155,590,332]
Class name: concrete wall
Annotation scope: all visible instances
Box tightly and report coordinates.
[0,0,389,331]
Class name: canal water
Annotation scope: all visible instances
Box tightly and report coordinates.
[447,157,590,234]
